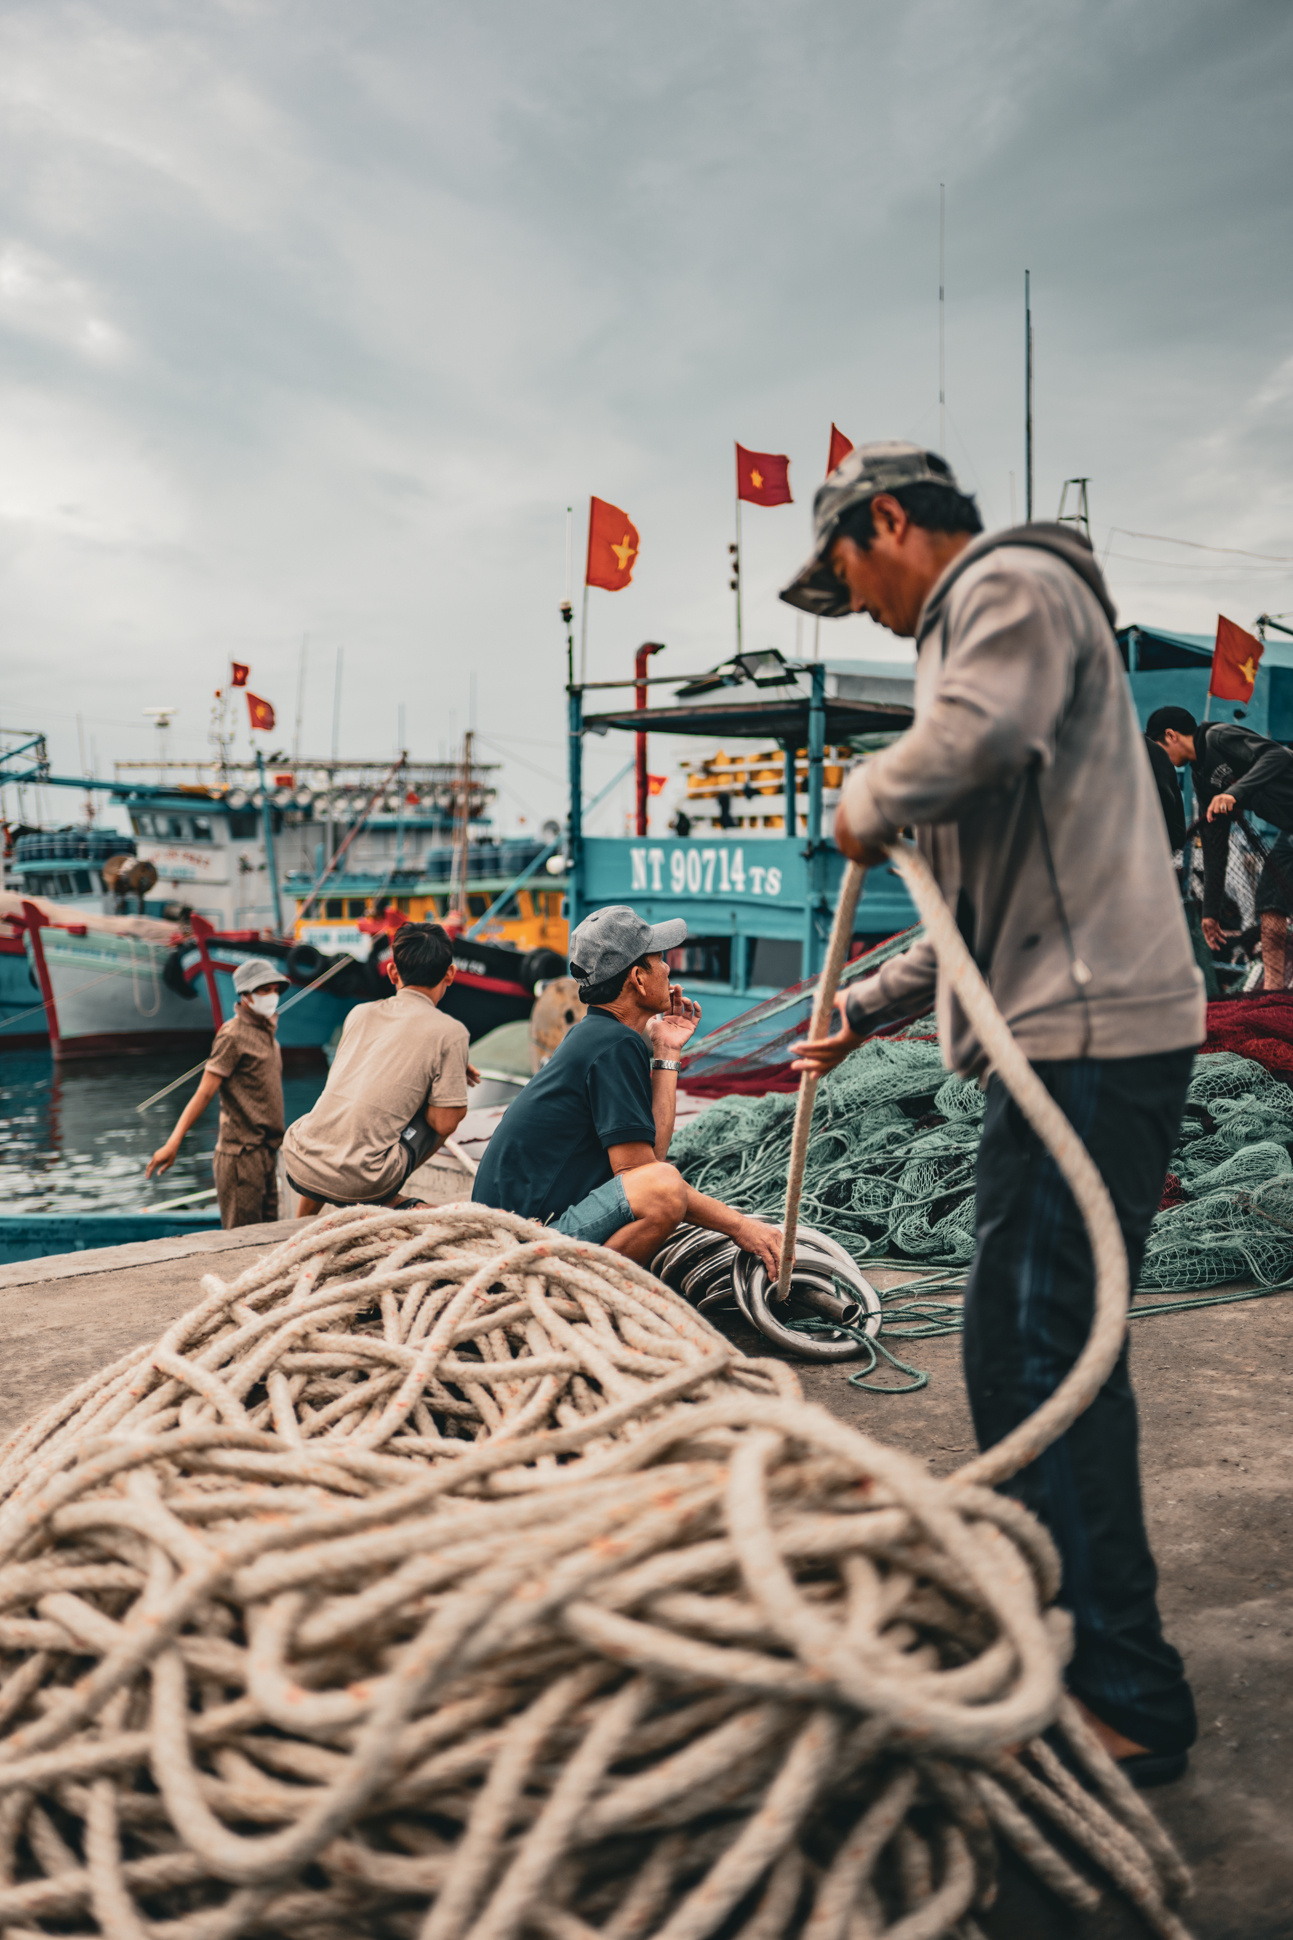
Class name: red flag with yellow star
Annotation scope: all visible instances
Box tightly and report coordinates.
[246,692,276,732]
[736,444,792,507]
[586,497,639,591]
[827,424,854,473]
[1210,616,1263,701]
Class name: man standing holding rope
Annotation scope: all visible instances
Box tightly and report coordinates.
[784,444,1205,1784]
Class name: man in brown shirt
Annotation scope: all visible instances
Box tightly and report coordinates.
[146,956,287,1227]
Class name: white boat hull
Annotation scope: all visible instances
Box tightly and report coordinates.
[31,929,215,1058]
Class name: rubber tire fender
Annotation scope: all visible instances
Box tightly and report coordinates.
[162,947,199,1002]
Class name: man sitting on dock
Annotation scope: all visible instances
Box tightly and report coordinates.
[283,921,477,1214]
[146,956,288,1229]
[472,905,782,1275]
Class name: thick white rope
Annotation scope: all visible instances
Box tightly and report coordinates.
[0,854,1190,1940]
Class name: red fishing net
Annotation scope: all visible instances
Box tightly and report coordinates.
[682,952,1293,1102]
[1200,991,1293,1075]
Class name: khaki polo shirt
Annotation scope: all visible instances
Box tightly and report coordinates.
[205,1006,285,1152]
[282,987,470,1203]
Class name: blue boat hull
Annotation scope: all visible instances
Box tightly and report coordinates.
[0,1212,223,1266]
[0,948,46,1047]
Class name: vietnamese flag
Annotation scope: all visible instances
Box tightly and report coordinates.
[1210,615,1264,702]
[827,423,854,473]
[231,662,250,687]
[246,692,276,732]
[646,774,667,796]
[585,497,639,591]
[736,444,792,507]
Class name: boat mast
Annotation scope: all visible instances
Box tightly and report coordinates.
[1024,269,1033,523]
[452,731,474,922]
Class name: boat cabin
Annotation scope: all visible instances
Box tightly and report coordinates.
[568,656,919,1033]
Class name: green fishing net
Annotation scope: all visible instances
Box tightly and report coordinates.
[671,1041,1293,1294]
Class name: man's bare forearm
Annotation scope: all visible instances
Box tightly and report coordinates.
[683,1184,747,1239]
[651,1069,678,1160]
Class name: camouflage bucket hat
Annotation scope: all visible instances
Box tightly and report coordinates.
[779,441,965,617]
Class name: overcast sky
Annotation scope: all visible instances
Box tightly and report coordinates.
[3,0,1292,833]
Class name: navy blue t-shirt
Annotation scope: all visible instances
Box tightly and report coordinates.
[472,1008,656,1222]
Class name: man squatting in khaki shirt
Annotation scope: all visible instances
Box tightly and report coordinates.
[146,956,288,1228]
[283,922,479,1213]
[782,442,1204,1786]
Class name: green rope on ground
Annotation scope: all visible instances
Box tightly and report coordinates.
[673,1041,1293,1291]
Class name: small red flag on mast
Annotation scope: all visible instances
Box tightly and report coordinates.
[230,662,250,688]
[585,497,640,591]
[246,692,276,732]
[1209,616,1263,702]
[827,424,854,473]
[735,444,792,507]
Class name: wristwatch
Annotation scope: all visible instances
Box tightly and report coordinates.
[651,1058,681,1072]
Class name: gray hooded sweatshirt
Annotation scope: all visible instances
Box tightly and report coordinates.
[841,524,1206,1076]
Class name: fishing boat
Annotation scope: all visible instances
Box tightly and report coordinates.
[3,744,563,1056]
[565,652,920,1035]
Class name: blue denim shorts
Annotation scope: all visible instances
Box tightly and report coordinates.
[551,1174,632,1246]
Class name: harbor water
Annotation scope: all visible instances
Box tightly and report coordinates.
[0,1050,328,1217]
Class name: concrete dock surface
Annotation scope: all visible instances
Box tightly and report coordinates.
[0,1215,1288,1940]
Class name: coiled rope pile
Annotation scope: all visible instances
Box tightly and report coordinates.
[0,844,1192,1939]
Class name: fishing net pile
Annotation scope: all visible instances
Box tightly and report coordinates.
[672,1037,1293,1294]
[0,1205,1189,1939]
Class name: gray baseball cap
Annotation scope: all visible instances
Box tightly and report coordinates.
[780,442,966,617]
[232,956,286,995]
[569,906,687,986]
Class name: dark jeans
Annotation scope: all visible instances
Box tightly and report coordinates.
[963,1047,1197,1754]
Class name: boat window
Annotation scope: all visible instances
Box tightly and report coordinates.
[229,810,258,838]
[665,938,732,983]
[190,817,213,843]
[467,895,490,918]
[75,871,93,895]
[347,899,367,918]
[748,938,802,988]
[325,899,343,919]
[166,815,188,841]
[393,898,410,912]
[132,814,154,837]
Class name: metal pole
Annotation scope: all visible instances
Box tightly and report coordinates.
[938,182,945,456]
[1024,269,1033,523]
[331,648,343,761]
[256,748,285,935]
[634,642,665,837]
[567,684,584,933]
[734,492,743,654]
[806,661,828,976]
[579,584,590,688]
[294,634,307,760]
[782,739,797,840]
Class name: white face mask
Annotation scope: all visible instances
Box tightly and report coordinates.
[248,990,279,1018]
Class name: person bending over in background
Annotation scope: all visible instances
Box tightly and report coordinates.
[786,442,1204,1786]
[146,956,287,1229]
[472,905,781,1276]
[283,922,478,1214]
[1148,704,1293,988]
